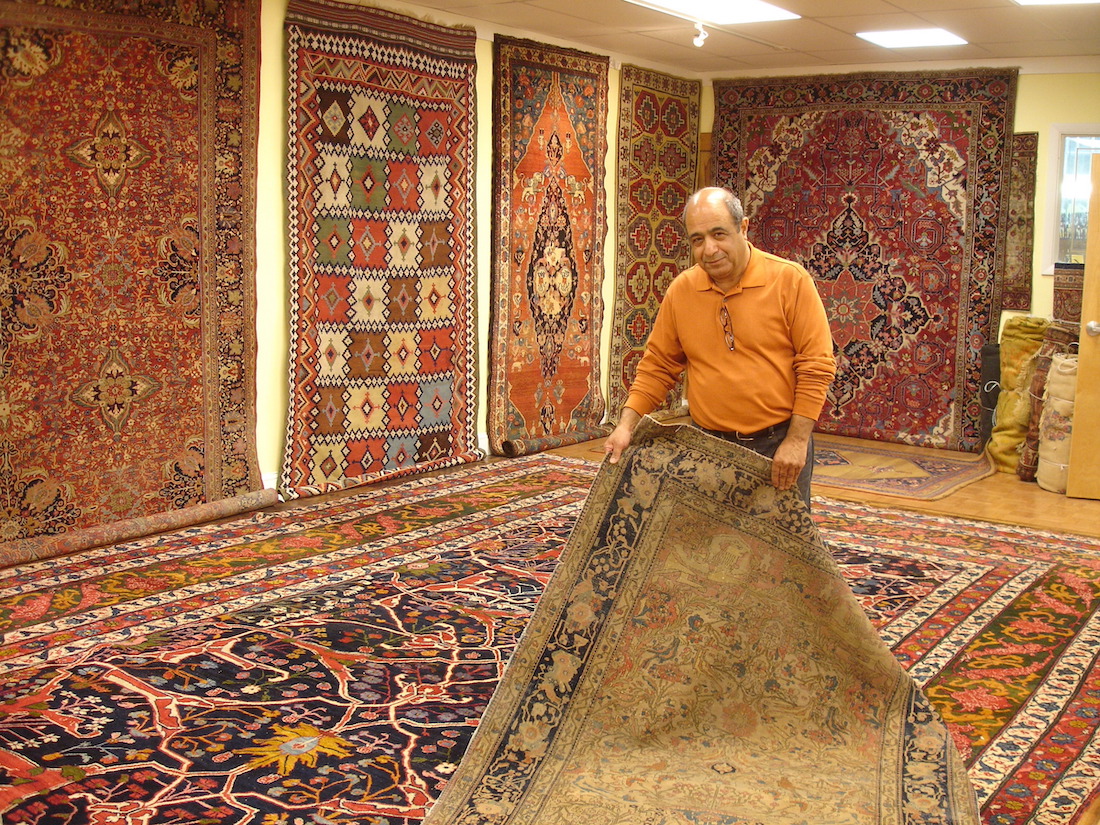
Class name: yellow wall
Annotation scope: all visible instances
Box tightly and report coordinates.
[1014,73,1100,315]
[253,0,1100,484]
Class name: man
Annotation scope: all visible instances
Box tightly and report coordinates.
[604,186,836,507]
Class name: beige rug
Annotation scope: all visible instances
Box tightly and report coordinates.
[424,417,978,824]
[813,433,995,500]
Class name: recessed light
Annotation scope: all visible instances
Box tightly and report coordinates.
[622,0,799,26]
[856,28,968,48]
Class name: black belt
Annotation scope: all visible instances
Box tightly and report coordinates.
[725,420,789,441]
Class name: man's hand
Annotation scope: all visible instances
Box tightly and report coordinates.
[771,437,807,490]
[604,408,642,464]
[770,414,815,490]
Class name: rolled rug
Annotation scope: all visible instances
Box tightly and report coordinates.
[1036,353,1079,494]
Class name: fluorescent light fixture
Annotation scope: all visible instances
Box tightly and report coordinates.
[623,0,799,25]
[856,28,968,48]
[1013,0,1100,5]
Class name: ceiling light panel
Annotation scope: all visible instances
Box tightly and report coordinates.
[856,28,968,48]
[622,0,800,25]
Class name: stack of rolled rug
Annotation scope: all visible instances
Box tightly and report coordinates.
[1036,352,1079,494]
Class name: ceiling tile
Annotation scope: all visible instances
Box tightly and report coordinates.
[403,0,1100,74]
[921,7,1067,42]
[527,0,684,31]
[709,19,866,50]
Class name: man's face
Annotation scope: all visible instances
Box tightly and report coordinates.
[685,195,751,287]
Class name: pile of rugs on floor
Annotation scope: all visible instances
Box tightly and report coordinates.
[1,420,1098,824]
[988,316,1080,493]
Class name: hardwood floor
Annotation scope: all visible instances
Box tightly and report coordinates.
[547,429,1100,540]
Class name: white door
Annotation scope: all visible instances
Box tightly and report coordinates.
[1066,163,1100,499]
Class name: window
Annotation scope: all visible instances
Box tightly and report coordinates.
[1058,134,1100,264]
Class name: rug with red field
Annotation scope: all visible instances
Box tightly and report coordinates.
[0,453,1097,823]
[713,69,1016,452]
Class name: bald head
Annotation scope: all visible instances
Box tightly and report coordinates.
[685,187,745,225]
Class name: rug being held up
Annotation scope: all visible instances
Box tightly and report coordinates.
[424,418,979,824]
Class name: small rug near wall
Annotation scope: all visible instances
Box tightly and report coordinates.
[3,449,1099,824]
[0,0,262,553]
[424,419,979,824]
[607,65,700,417]
[813,433,995,500]
[1002,132,1039,312]
[487,37,610,457]
[281,0,481,499]
[713,70,1017,453]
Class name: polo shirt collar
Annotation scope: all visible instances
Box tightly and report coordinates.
[688,242,764,293]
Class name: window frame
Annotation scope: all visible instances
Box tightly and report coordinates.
[1042,123,1100,275]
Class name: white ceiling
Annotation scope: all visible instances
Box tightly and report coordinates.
[401,0,1100,76]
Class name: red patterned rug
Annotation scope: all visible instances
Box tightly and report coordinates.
[1,447,1098,823]
[0,0,261,553]
[714,70,1017,453]
[607,65,700,417]
[487,37,611,457]
[281,0,481,499]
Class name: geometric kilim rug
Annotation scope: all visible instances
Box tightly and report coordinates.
[2,445,1099,824]
[1002,131,1039,313]
[814,433,996,501]
[714,70,1018,453]
[0,0,262,550]
[423,418,980,824]
[487,37,611,457]
[281,0,481,499]
[608,65,699,418]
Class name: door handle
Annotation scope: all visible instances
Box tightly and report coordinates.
[1088,320,1100,337]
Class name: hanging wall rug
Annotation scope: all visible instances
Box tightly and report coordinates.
[607,64,700,418]
[1002,131,1039,312]
[281,0,481,499]
[487,37,610,457]
[714,69,1017,452]
[0,0,262,556]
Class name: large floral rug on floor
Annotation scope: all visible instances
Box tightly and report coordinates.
[713,70,1017,452]
[424,419,979,824]
[281,0,481,499]
[0,0,262,553]
[486,37,610,457]
[2,447,1099,824]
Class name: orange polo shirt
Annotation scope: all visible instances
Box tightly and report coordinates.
[626,244,836,434]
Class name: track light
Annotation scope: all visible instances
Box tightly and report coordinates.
[693,21,709,47]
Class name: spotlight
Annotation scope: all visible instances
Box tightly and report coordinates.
[693,21,708,47]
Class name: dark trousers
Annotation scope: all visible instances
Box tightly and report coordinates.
[695,419,814,509]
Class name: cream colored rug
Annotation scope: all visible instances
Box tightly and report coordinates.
[813,433,995,500]
[424,417,978,824]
